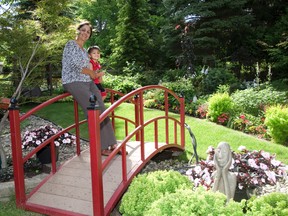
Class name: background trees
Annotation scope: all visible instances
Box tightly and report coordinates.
[0,0,287,92]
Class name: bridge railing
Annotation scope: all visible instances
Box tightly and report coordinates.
[8,85,185,215]
[8,90,124,208]
[88,85,185,215]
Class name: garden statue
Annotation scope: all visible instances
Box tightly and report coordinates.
[212,142,237,202]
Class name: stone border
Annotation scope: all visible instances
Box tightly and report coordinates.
[0,173,48,202]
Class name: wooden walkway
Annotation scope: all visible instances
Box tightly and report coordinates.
[26,141,167,215]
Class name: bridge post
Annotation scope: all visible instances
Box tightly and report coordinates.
[134,94,140,141]
[73,99,81,155]
[8,98,26,207]
[87,95,104,216]
[179,96,185,148]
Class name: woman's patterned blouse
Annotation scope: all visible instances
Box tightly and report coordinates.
[62,40,91,84]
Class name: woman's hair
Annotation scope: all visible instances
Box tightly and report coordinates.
[87,46,101,54]
[76,21,93,38]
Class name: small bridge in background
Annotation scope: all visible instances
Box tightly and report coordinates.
[8,85,186,215]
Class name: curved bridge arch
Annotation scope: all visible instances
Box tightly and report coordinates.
[8,85,186,216]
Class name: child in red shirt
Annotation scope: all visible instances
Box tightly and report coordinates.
[88,46,107,101]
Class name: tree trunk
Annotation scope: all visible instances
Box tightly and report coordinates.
[0,112,9,169]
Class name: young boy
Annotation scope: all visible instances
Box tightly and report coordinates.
[88,45,107,101]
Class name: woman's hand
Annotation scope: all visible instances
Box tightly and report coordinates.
[89,70,97,79]
[97,71,105,77]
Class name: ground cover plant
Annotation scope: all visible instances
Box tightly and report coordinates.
[119,170,194,215]
[185,146,287,191]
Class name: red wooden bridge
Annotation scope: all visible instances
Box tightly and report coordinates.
[8,85,186,215]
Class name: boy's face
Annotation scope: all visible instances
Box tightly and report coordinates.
[89,49,101,61]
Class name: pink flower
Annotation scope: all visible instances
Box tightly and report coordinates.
[175,24,181,30]
[260,163,268,170]
[248,159,259,169]
[265,171,276,183]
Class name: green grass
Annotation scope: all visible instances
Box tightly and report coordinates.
[21,101,288,164]
[0,197,42,216]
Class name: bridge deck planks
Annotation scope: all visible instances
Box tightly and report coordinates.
[26,141,165,215]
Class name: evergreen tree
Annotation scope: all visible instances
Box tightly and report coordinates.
[110,0,152,72]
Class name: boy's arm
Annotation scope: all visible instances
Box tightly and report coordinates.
[89,62,93,70]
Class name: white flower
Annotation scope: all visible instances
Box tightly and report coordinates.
[186,169,193,175]
[194,178,200,187]
[54,141,60,147]
[261,151,270,160]
[194,166,202,175]
[238,145,246,152]
[271,159,281,167]
[206,146,214,154]
[36,140,41,145]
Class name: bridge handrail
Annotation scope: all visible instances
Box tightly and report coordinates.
[9,85,185,215]
[102,115,183,170]
[101,85,182,121]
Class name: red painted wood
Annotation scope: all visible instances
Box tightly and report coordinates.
[9,86,186,216]
[88,106,104,216]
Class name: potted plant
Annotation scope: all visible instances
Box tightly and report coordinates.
[185,145,287,201]
[22,125,76,164]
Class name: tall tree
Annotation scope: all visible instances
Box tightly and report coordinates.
[110,0,152,72]
[74,0,118,59]
[0,0,74,168]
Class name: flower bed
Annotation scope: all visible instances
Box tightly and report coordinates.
[22,125,76,149]
[185,146,287,191]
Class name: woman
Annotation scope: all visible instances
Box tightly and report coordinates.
[61,21,116,156]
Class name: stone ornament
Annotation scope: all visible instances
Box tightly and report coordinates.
[212,142,237,201]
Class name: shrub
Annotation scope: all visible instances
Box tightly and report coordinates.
[207,93,234,122]
[144,187,244,216]
[265,105,288,145]
[119,170,193,216]
[246,192,288,216]
[229,113,269,139]
[201,67,238,95]
[104,73,141,94]
[231,86,287,116]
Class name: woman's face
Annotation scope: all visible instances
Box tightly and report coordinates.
[77,24,91,42]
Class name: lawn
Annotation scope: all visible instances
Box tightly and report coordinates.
[20,101,288,164]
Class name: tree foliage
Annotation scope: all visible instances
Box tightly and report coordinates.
[110,0,152,72]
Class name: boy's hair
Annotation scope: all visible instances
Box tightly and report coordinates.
[87,45,101,54]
